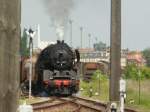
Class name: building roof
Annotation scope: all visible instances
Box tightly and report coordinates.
[78,48,95,53]
[127,52,146,63]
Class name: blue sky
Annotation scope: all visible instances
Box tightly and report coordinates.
[22,0,150,50]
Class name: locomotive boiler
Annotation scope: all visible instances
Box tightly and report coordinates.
[33,40,80,96]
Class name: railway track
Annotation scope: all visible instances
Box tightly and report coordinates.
[65,96,107,111]
[31,96,137,112]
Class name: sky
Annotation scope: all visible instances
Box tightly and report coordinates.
[22,0,150,50]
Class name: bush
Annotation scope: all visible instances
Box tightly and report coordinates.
[124,64,150,80]
[141,66,150,79]
[92,70,108,81]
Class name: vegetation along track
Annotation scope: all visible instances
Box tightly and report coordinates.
[31,96,137,112]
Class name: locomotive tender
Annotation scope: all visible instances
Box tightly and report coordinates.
[34,40,80,96]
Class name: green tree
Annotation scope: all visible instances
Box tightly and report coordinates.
[141,66,150,79]
[20,28,29,57]
[124,63,137,79]
[124,63,150,80]
[142,48,150,67]
[92,70,107,81]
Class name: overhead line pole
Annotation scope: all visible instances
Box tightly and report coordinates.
[110,0,121,101]
[80,27,83,49]
[88,34,91,49]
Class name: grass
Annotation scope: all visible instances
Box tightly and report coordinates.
[80,77,150,112]
[80,73,109,102]
[125,80,150,112]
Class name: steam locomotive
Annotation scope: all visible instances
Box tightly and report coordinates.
[30,40,80,96]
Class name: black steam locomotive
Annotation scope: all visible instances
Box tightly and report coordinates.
[33,40,80,96]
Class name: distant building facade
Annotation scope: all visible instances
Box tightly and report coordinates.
[127,51,146,66]
[79,47,129,68]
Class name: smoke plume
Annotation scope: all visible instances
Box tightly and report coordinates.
[43,0,74,40]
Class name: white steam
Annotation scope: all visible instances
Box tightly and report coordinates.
[43,0,74,40]
[56,26,64,41]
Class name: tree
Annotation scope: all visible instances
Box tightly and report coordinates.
[92,70,107,81]
[123,63,150,80]
[141,66,150,79]
[142,48,150,67]
[124,63,139,80]
[20,28,29,57]
[93,41,107,51]
[0,0,21,111]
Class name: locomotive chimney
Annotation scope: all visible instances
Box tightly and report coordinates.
[57,40,61,44]
[57,40,64,44]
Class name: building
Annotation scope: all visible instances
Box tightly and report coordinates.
[127,51,146,66]
[79,47,129,68]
